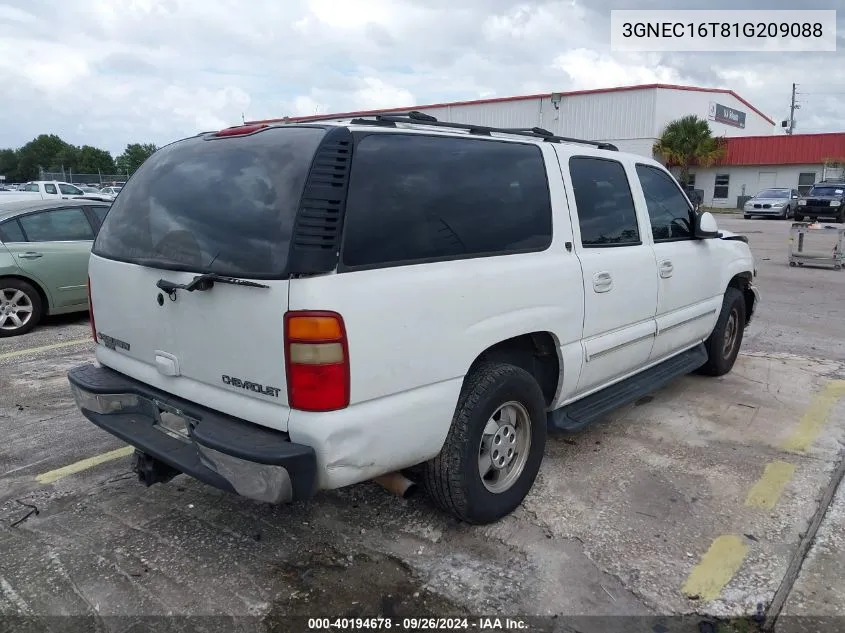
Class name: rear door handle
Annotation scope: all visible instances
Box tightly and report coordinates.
[659,260,674,278]
[18,252,43,260]
[593,271,613,293]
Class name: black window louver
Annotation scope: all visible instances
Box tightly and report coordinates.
[288,126,353,274]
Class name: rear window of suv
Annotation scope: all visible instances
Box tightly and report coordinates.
[93,126,327,278]
[341,133,552,268]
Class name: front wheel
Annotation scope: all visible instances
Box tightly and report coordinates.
[0,279,43,337]
[423,362,547,524]
[697,287,746,377]
[744,214,752,220]
[837,209,845,224]
[781,205,790,220]
[794,214,804,222]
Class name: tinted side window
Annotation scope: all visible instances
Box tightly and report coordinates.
[569,157,640,247]
[89,205,110,224]
[342,134,552,268]
[636,164,693,241]
[44,184,57,194]
[18,208,95,242]
[0,219,26,243]
[59,183,82,195]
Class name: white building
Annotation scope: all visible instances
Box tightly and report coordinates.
[252,83,845,209]
[255,82,776,157]
[687,134,845,207]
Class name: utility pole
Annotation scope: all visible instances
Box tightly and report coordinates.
[787,83,800,135]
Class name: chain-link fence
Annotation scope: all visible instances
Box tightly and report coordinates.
[39,170,129,186]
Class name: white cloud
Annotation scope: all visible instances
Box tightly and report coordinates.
[0,0,842,157]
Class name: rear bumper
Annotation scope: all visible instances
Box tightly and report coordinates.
[67,363,317,504]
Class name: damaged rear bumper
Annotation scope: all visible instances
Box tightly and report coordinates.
[67,363,317,504]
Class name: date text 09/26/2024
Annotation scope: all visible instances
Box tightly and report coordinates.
[306,617,529,631]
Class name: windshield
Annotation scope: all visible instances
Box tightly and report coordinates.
[93,126,327,279]
[756,189,789,199]
[808,186,844,197]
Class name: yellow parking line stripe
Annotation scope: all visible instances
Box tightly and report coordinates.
[682,535,748,601]
[36,446,133,484]
[745,461,796,510]
[782,380,845,453]
[0,338,91,361]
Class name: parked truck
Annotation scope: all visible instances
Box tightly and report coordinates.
[0,180,90,204]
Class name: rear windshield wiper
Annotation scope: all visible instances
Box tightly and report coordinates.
[156,273,269,294]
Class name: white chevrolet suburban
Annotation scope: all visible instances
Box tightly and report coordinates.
[67,112,759,524]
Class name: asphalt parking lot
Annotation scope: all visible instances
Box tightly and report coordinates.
[1,214,844,632]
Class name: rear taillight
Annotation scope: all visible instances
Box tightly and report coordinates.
[87,277,97,343]
[284,311,349,412]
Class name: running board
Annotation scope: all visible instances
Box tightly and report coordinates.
[547,343,708,433]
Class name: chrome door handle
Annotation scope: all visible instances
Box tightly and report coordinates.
[19,252,43,260]
[659,260,673,278]
[593,271,613,293]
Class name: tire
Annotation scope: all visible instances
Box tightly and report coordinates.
[794,214,804,222]
[423,362,547,525]
[837,209,845,224]
[781,205,790,220]
[743,214,751,220]
[697,287,746,377]
[0,278,43,337]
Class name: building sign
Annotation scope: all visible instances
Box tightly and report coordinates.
[708,102,746,129]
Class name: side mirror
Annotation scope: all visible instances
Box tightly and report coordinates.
[694,211,719,239]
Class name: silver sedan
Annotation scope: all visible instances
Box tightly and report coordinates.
[743,188,800,219]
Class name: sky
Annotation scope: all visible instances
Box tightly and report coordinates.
[0,0,843,156]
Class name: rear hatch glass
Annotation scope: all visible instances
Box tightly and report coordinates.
[93,126,327,277]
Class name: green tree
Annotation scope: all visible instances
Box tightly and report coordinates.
[77,145,116,175]
[115,143,157,176]
[653,115,726,186]
[16,134,72,180]
[0,149,20,182]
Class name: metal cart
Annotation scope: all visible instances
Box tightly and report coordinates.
[788,222,845,270]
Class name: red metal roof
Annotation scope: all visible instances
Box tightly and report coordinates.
[247,83,775,126]
[719,133,845,166]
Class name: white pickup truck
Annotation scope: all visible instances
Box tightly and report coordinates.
[0,180,89,204]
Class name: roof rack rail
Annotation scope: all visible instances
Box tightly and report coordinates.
[347,111,619,151]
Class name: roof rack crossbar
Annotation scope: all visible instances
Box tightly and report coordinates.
[363,113,618,150]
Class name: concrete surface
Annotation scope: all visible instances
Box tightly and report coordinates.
[1,216,845,630]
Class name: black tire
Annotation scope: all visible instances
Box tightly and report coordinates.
[423,362,547,524]
[697,287,746,377]
[0,278,43,337]
[743,214,752,220]
[794,214,804,222]
[781,205,790,220]
[837,209,845,224]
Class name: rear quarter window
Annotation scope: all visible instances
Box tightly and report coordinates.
[0,219,26,243]
[340,133,552,268]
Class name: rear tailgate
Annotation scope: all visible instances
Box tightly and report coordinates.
[89,255,291,430]
[88,125,331,432]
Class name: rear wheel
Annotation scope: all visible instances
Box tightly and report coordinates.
[423,362,546,524]
[0,279,43,337]
[697,287,746,377]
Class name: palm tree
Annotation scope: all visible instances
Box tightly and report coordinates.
[653,115,726,186]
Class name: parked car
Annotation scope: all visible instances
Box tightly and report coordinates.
[0,180,88,204]
[743,188,799,219]
[0,199,110,336]
[67,115,758,524]
[795,179,845,223]
[99,186,122,197]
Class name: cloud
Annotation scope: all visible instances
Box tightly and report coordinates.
[0,0,842,157]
